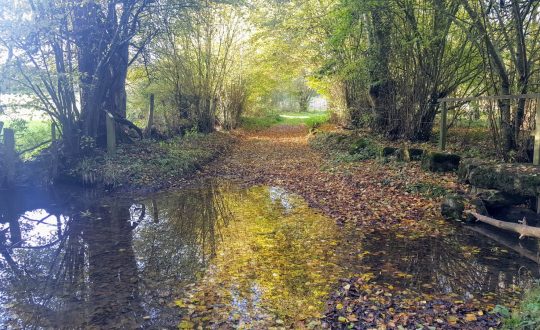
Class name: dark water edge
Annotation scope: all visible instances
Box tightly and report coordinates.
[0,181,538,329]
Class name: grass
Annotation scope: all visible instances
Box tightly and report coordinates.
[278,111,330,127]
[240,114,283,130]
[499,285,540,329]
[241,111,330,130]
[64,132,234,191]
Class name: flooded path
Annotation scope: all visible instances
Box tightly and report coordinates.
[1,179,539,328]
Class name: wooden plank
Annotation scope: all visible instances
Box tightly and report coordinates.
[439,102,447,151]
[106,112,116,155]
[535,98,540,166]
[438,93,540,103]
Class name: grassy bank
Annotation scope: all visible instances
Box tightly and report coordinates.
[64,132,234,193]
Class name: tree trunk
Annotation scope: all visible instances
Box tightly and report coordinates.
[144,94,156,137]
[74,1,132,147]
[368,4,395,133]
[469,211,540,239]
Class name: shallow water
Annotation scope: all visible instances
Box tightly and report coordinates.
[0,181,538,328]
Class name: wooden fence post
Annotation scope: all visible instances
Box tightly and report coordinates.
[106,112,116,155]
[534,98,540,166]
[439,102,448,151]
[51,123,57,142]
[3,128,16,186]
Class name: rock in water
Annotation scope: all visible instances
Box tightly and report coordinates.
[422,152,461,172]
[441,194,465,221]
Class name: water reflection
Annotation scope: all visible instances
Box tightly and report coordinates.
[0,182,539,328]
[0,182,231,329]
[356,227,539,304]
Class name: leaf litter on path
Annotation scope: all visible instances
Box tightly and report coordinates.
[192,124,533,329]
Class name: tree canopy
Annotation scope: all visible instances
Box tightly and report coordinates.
[0,0,539,159]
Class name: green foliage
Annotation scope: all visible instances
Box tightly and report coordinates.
[240,111,330,130]
[279,112,329,127]
[240,115,283,130]
[304,113,329,129]
[309,132,355,152]
[5,119,51,158]
[502,285,540,329]
[310,132,378,162]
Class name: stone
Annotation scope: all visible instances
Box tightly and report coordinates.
[458,158,492,183]
[378,146,399,159]
[408,148,424,161]
[441,194,465,221]
[465,197,488,223]
[471,188,528,212]
[421,152,461,172]
[397,148,424,162]
[459,159,540,197]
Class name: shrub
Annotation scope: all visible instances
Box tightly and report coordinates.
[502,286,540,329]
[310,133,379,162]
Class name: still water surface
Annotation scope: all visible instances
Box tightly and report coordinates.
[0,181,538,328]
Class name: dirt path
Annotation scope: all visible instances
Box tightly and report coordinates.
[202,125,526,328]
[207,124,450,231]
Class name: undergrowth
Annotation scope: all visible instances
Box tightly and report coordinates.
[309,132,379,162]
[404,181,449,198]
[65,132,234,191]
[500,285,540,329]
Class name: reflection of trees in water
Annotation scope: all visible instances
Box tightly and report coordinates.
[134,182,232,286]
[0,181,233,329]
[82,202,145,328]
[361,230,537,299]
[0,193,146,328]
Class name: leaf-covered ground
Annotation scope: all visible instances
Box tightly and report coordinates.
[201,124,528,329]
